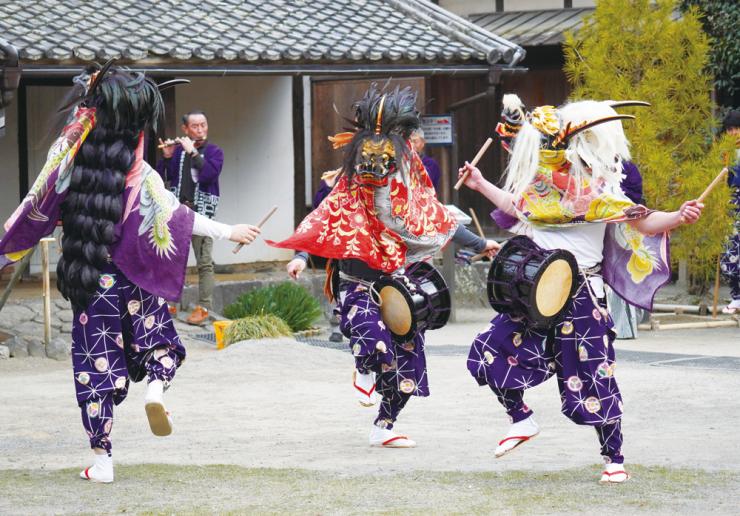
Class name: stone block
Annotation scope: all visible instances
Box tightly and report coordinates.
[6,336,29,358]
[13,321,43,339]
[0,345,9,359]
[46,337,71,361]
[26,338,46,358]
[0,305,35,328]
[57,310,74,323]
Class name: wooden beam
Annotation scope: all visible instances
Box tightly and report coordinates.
[17,83,28,201]
[292,76,306,227]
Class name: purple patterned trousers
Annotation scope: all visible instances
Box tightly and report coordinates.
[71,264,185,454]
[340,283,426,429]
[468,276,625,463]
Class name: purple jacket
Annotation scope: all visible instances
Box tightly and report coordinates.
[313,180,333,209]
[421,154,441,192]
[620,161,644,204]
[156,142,224,217]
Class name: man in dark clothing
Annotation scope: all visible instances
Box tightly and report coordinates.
[156,110,224,325]
[411,128,441,194]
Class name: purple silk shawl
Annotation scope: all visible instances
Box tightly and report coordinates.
[0,108,194,301]
[489,161,670,311]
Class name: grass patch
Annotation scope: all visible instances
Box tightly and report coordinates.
[223,314,292,345]
[0,464,738,515]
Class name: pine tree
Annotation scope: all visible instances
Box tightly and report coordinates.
[563,0,736,292]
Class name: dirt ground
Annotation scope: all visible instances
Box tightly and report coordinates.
[0,321,739,514]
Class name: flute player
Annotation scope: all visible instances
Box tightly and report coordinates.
[156,110,224,326]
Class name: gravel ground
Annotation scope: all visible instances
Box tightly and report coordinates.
[0,320,738,514]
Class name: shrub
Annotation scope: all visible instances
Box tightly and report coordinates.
[223,314,293,345]
[563,0,736,292]
[223,282,322,332]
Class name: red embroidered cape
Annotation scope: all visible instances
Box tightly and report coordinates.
[267,153,456,272]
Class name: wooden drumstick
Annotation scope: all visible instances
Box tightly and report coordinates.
[454,137,493,191]
[468,208,491,263]
[697,167,728,203]
[232,205,279,254]
[469,208,485,239]
[679,166,728,223]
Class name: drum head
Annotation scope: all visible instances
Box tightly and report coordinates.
[529,250,578,326]
[535,259,574,317]
[378,284,415,339]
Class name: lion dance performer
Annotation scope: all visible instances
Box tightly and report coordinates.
[0,64,260,483]
[272,85,498,447]
[459,95,703,482]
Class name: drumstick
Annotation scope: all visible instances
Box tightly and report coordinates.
[454,137,494,191]
[469,208,485,239]
[697,167,728,203]
[468,208,491,263]
[232,205,279,254]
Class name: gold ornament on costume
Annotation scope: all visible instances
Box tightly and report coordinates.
[529,105,559,136]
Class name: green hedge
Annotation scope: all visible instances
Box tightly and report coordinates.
[223,282,322,332]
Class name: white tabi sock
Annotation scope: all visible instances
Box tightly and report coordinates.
[80,452,114,483]
[145,379,165,403]
[494,415,540,458]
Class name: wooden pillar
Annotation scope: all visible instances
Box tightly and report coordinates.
[292,76,306,227]
[17,82,28,202]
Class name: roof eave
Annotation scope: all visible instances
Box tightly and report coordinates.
[19,61,518,77]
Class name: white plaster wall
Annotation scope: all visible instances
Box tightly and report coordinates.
[440,0,592,15]
[439,0,494,16]
[174,76,295,266]
[503,0,568,11]
[4,78,294,274]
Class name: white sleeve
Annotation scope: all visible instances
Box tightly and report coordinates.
[192,212,232,240]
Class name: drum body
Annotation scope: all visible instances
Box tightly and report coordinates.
[375,261,451,341]
[487,236,578,328]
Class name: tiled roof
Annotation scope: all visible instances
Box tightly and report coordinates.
[470,8,594,47]
[0,0,525,67]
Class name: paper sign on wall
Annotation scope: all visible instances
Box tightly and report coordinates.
[420,114,453,146]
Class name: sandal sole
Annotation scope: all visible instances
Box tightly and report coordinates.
[494,432,539,458]
[145,401,172,436]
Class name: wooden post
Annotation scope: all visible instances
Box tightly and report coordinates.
[712,254,721,318]
[40,237,55,347]
[677,259,688,290]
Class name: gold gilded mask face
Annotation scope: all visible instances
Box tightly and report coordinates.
[354,137,397,186]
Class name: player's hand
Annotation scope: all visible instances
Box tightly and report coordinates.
[457,161,484,190]
[177,136,195,154]
[483,239,501,257]
[287,258,306,279]
[679,200,703,225]
[159,138,175,159]
[229,224,260,244]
